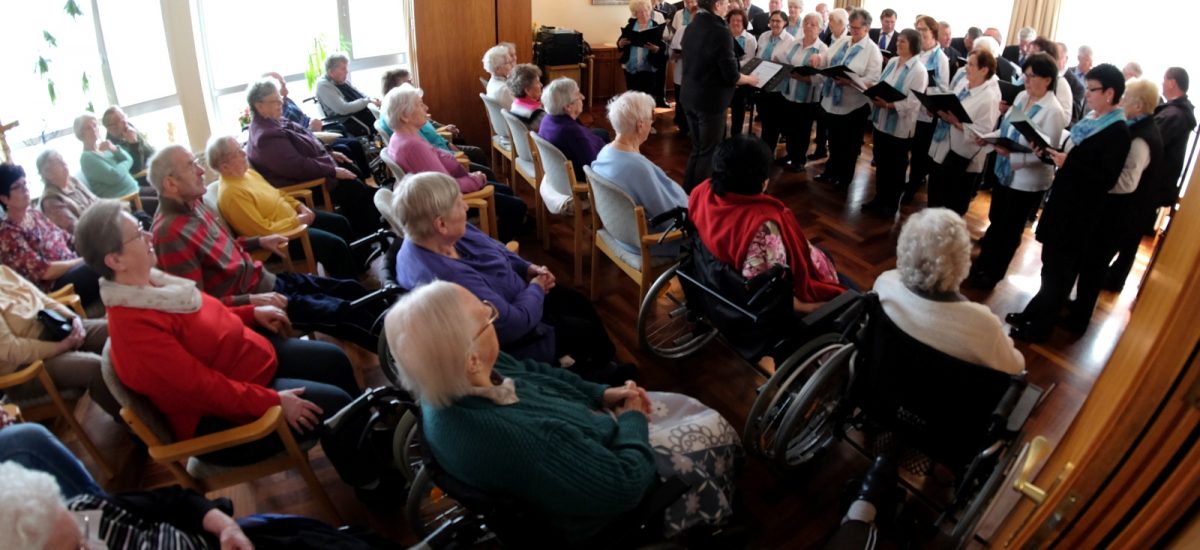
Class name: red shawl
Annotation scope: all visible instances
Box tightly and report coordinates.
[688,180,845,303]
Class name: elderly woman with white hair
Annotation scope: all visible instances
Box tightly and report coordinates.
[73,113,158,214]
[36,149,98,234]
[390,172,629,384]
[483,45,516,110]
[538,77,609,186]
[313,51,380,136]
[618,0,667,103]
[384,85,529,242]
[385,280,741,542]
[590,91,688,256]
[874,208,1024,374]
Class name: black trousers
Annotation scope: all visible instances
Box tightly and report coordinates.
[1104,205,1159,288]
[1020,239,1087,335]
[274,272,385,351]
[973,185,1046,282]
[1070,198,1135,326]
[926,156,979,216]
[729,86,754,137]
[545,286,617,367]
[757,92,787,157]
[683,108,727,191]
[328,178,383,238]
[822,105,871,184]
[812,106,829,152]
[905,120,937,194]
[673,84,689,134]
[52,264,102,309]
[782,101,820,163]
[625,70,657,97]
[868,130,911,213]
[485,182,530,243]
[329,138,371,179]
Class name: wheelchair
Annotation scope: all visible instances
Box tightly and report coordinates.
[636,208,860,374]
[744,293,1045,547]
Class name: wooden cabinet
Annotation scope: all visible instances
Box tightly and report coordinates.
[590,43,623,105]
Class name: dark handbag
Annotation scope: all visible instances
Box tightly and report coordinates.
[37,309,72,341]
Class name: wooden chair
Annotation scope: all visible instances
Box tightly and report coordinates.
[0,360,114,481]
[117,190,143,212]
[204,182,317,275]
[278,178,334,213]
[583,165,682,303]
[499,110,542,234]
[379,148,499,239]
[100,343,340,523]
[479,93,516,184]
[530,133,591,284]
[47,284,86,317]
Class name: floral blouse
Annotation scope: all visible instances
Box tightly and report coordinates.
[742,221,838,284]
[0,210,77,290]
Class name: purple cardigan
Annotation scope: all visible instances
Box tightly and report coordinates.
[246,114,337,187]
[395,225,554,362]
[538,114,605,179]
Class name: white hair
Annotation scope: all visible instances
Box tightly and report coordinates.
[72,113,98,140]
[973,36,1002,58]
[1018,26,1037,41]
[0,461,66,550]
[392,172,461,241]
[384,281,476,408]
[896,208,971,294]
[246,76,280,109]
[828,8,848,27]
[204,135,240,172]
[1078,45,1093,57]
[383,84,425,131]
[324,51,350,73]
[482,45,510,75]
[629,0,651,14]
[542,78,579,116]
[606,90,655,136]
[787,0,803,8]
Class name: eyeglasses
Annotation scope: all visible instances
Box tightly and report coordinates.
[474,300,499,340]
[120,229,151,248]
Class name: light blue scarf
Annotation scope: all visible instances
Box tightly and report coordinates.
[871,57,914,134]
[993,99,1044,185]
[624,20,657,74]
[784,42,822,101]
[932,86,972,142]
[822,41,865,105]
[923,46,944,89]
[1069,107,1126,145]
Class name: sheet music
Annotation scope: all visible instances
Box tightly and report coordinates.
[748,60,785,89]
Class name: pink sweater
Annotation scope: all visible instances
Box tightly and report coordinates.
[387,132,484,193]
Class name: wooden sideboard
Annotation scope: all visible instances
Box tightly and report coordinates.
[589,43,624,106]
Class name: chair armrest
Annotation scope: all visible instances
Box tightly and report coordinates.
[455,152,471,171]
[46,285,85,317]
[287,189,315,209]
[640,229,684,246]
[0,360,44,389]
[463,185,495,201]
[278,224,309,241]
[146,406,287,463]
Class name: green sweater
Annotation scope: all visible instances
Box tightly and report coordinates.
[424,353,657,542]
[80,149,139,199]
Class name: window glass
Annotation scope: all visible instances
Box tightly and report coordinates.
[199,0,340,91]
[348,0,409,58]
[97,0,176,104]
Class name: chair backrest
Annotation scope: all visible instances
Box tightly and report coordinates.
[374,187,405,237]
[583,165,643,247]
[529,133,575,199]
[100,341,176,446]
[375,118,394,141]
[202,182,238,236]
[379,148,408,182]
[479,93,512,140]
[499,110,534,161]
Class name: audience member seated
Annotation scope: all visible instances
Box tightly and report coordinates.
[313,51,380,137]
[390,172,630,385]
[36,149,98,234]
[100,106,156,185]
[0,165,101,308]
[689,135,847,315]
[73,113,158,215]
[384,281,741,542]
[245,77,381,238]
[380,69,493,175]
[73,201,369,478]
[874,208,1025,374]
[207,136,363,280]
[539,78,609,188]
[507,63,547,131]
[0,264,120,423]
[268,71,372,178]
[149,145,386,353]
[483,44,516,110]
[590,90,689,256]
[384,85,529,242]
[0,425,381,548]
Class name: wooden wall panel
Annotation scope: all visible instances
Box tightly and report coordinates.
[411,0,518,148]
[497,0,534,64]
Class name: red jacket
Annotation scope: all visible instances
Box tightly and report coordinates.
[107,293,279,440]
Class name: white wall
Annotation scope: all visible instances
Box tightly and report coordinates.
[531,0,632,45]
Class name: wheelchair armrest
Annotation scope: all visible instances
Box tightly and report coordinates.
[990,374,1028,426]
[797,289,863,332]
[350,228,394,251]
[1005,383,1045,433]
[347,282,406,310]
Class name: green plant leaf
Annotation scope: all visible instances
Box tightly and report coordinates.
[43,31,58,47]
[37,56,49,76]
[86,101,94,113]
[64,0,82,20]
[81,72,90,93]
[47,80,57,104]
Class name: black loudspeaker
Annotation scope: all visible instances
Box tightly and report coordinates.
[534,26,585,66]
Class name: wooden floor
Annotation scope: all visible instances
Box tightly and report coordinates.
[58,106,1156,548]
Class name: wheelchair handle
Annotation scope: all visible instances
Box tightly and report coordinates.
[649,207,689,243]
[349,282,406,310]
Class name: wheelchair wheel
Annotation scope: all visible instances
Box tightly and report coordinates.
[406,466,478,541]
[392,410,422,485]
[638,265,718,359]
[377,322,406,389]
[770,343,857,469]
[948,440,1022,547]
[743,334,847,457]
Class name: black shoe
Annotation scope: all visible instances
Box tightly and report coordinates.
[808,149,828,161]
[1004,312,1028,325]
[1009,323,1049,343]
[814,172,837,184]
[858,456,899,504]
[784,159,806,172]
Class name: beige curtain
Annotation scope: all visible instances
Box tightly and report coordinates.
[1007,0,1062,43]
[835,0,864,10]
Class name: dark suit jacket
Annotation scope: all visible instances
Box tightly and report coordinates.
[1153,95,1198,204]
[996,56,1020,83]
[944,45,964,76]
[950,37,967,54]
[681,10,740,114]
[819,28,833,45]
[868,28,898,54]
[1036,121,1131,247]
[749,5,769,37]
[1002,44,1022,65]
[1062,70,1085,124]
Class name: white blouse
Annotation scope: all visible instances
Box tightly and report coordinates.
[819,35,883,115]
[871,55,929,138]
[779,38,828,104]
[734,30,758,66]
[916,46,952,123]
[928,75,1002,173]
[982,91,1067,193]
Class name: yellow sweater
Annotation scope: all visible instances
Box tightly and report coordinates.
[217,169,303,238]
[0,265,76,374]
